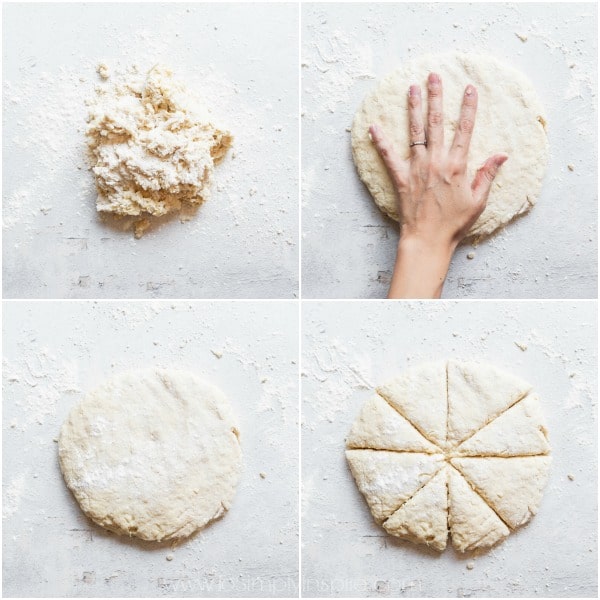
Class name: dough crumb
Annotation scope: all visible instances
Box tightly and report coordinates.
[567,474,575,481]
[97,62,110,80]
[86,65,232,237]
[211,349,223,359]
[166,554,174,561]
[466,562,475,570]
[567,164,575,171]
[133,219,151,239]
[259,472,267,479]
[466,252,475,260]
[514,342,528,352]
[515,33,528,42]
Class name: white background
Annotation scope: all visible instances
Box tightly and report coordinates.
[2,301,299,597]
[302,300,597,597]
[301,2,598,299]
[3,2,299,299]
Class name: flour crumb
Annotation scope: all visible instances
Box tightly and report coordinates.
[96,62,110,80]
[514,342,528,352]
[515,33,528,42]
[259,471,267,479]
[567,474,575,481]
[211,349,223,359]
[466,561,475,570]
[567,164,575,171]
[166,553,174,561]
[466,252,475,260]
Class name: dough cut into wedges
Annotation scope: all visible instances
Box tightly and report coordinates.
[455,394,550,457]
[346,395,441,453]
[384,466,448,551]
[346,450,445,523]
[451,456,552,529]
[447,361,532,447]
[448,466,509,552]
[377,362,447,448]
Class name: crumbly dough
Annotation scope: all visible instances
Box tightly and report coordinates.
[58,369,242,542]
[351,53,549,239]
[346,360,551,552]
[86,65,232,236]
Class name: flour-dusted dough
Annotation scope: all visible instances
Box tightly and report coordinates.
[447,359,531,447]
[345,449,445,523]
[377,361,447,448]
[448,466,509,552]
[351,53,549,239]
[59,369,242,542]
[456,393,550,457]
[383,466,449,551]
[346,394,439,453]
[451,456,552,529]
[86,65,232,237]
[346,360,551,552]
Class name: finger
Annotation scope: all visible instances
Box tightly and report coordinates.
[471,153,509,205]
[426,72,443,153]
[450,84,478,164]
[407,84,427,159]
[369,124,409,188]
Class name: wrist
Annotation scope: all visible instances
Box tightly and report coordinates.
[397,231,458,261]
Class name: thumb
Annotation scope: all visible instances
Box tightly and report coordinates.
[369,124,408,187]
[471,153,509,205]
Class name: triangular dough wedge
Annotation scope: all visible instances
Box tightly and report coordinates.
[346,449,445,523]
[447,360,532,447]
[448,466,509,552]
[346,395,441,453]
[455,394,550,457]
[376,361,447,448]
[451,456,552,529]
[384,466,448,551]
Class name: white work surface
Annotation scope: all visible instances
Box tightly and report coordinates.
[3,2,298,299]
[2,301,299,597]
[301,2,598,299]
[301,301,597,597]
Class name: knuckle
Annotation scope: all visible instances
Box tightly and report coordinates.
[377,144,389,158]
[408,95,421,109]
[428,111,443,127]
[409,123,424,137]
[459,117,474,134]
[449,159,465,175]
[483,167,496,182]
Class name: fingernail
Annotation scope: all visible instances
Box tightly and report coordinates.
[465,85,475,96]
[409,85,420,96]
[429,73,440,84]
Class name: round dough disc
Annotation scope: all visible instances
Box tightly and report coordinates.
[351,53,549,239]
[346,360,551,552]
[59,369,242,542]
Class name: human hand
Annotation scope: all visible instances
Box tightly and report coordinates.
[369,72,508,298]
